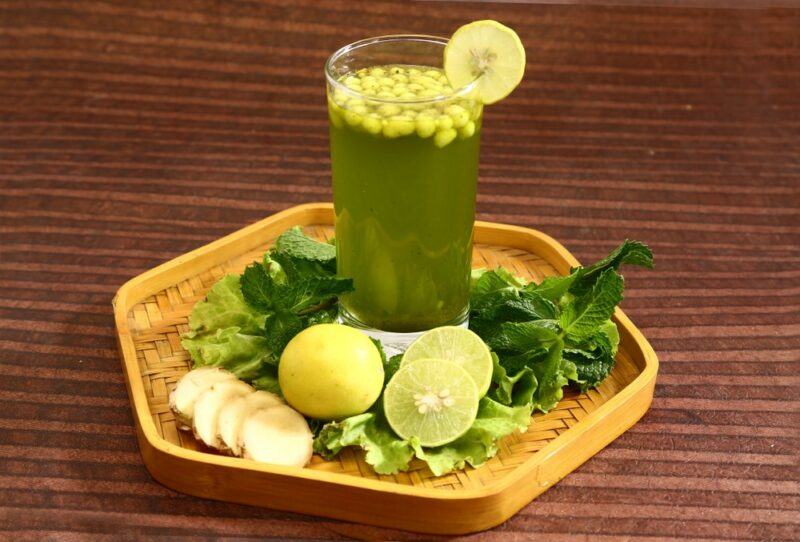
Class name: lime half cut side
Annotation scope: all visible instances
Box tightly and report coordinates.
[402,326,493,397]
[384,358,479,447]
[444,20,526,105]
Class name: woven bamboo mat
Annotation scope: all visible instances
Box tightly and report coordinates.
[128,224,641,492]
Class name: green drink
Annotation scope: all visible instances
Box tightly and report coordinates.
[326,38,483,340]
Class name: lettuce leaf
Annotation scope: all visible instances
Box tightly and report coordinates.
[313,408,415,475]
[184,274,266,336]
[181,275,274,379]
[314,397,531,476]
[411,398,531,476]
[181,326,273,380]
[489,352,537,407]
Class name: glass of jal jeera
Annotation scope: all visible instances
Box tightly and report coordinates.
[325,23,525,348]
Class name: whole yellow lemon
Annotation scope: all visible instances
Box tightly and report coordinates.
[278,324,384,420]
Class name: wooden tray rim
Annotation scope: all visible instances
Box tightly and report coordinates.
[113,202,658,501]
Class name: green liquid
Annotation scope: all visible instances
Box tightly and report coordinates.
[330,107,481,332]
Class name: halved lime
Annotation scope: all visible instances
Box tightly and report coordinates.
[402,326,493,396]
[444,20,526,105]
[384,358,478,447]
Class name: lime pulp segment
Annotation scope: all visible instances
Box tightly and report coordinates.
[401,326,493,397]
[384,357,479,447]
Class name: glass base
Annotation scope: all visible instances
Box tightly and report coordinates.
[338,306,469,357]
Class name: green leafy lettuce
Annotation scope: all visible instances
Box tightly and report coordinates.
[411,398,531,476]
[313,404,415,475]
[180,275,273,380]
[314,396,530,476]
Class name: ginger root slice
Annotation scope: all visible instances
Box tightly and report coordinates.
[217,390,283,456]
[192,379,253,448]
[168,367,236,430]
[240,405,313,468]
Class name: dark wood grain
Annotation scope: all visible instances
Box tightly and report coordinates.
[1,0,798,539]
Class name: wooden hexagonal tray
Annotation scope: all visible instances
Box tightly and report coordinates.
[113,203,658,535]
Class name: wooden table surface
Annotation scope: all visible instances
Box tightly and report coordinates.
[1,1,798,540]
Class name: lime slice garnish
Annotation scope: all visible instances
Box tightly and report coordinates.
[402,326,493,397]
[384,358,479,447]
[444,20,526,105]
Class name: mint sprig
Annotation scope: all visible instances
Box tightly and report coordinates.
[471,240,653,412]
[240,229,353,357]
[274,226,336,269]
[182,227,353,392]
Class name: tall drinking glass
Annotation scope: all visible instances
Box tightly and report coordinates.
[325,36,482,347]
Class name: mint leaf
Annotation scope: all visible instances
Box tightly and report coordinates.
[275,226,336,267]
[251,366,281,396]
[560,269,623,341]
[470,267,488,289]
[469,239,652,414]
[586,239,654,272]
[600,319,620,355]
[385,354,403,382]
[525,273,577,302]
[262,252,288,284]
[526,240,652,300]
[564,321,619,391]
[487,321,567,412]
[269,250,333,282]
[480,292,556,324]
[371,338,404,384]
[240,263,278,312]
[476,267,526,290]
[263,310,303,354]
[241,258,352,345]
[569,239,652,296]
[275,275,354,314]
[470,268,526,311]
[242,260,353,315]
[488,320,559,353]
[303,306,338,326]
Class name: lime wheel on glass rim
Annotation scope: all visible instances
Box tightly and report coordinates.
[444,19,526,105]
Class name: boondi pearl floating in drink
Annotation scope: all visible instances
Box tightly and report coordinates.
[325,24,525,345]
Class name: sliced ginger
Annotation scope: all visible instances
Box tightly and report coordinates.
[168,366,235,429]
[169,368,312,467]
[193,379,253,448]
[240,405,313,468]
[218,390,284,456]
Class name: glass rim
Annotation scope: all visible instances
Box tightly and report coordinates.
[324,34,480,104]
